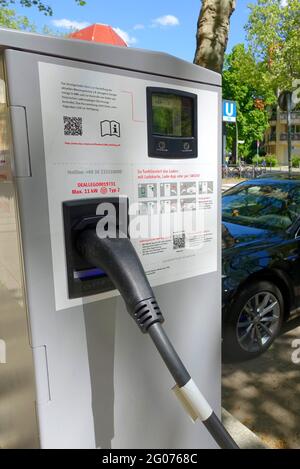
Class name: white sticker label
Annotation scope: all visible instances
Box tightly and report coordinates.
[39,62,218,311]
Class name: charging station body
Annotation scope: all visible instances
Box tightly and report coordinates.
[0,28,222,448]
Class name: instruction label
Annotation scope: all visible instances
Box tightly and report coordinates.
[39,62,219,310]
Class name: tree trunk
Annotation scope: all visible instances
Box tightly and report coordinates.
[194,0,236,74]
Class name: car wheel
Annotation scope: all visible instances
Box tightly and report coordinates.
[223,280,284,362]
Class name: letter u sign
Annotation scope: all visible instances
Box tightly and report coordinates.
[223,100,236,122]
[225,103,234,117]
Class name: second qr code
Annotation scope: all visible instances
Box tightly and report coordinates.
[63,116,83,136]
[173,233,185,250]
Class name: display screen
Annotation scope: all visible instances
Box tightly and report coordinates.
[152,93,194,137]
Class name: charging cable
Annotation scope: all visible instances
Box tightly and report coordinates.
[77,229,239,449]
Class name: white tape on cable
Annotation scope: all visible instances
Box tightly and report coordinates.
[172,379,213,422]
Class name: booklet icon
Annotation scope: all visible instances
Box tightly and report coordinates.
[100,120,121,137]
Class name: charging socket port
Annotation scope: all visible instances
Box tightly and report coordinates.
[63,197,128,299]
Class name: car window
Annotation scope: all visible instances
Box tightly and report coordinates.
[222,182,300,231]
[287,187,300,223]
[289,186,300,205]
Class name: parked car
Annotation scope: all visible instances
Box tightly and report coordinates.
[222,174,300,361]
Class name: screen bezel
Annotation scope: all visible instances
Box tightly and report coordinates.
[147,87,198,159]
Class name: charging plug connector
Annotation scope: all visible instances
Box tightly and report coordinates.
[76,229,164,333]
[76,224,239,450]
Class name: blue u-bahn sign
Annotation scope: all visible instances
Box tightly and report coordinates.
[223,100,237,122]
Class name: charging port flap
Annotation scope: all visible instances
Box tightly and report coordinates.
[62,197,128,299]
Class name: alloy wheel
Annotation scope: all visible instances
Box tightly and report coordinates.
[236,291,280,353]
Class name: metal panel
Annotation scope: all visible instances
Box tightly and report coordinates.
[0,27,221,87]
[9,106,31,177]
[3,46,221,449]
[0,54,39,448]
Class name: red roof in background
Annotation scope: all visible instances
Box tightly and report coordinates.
[69,23,127,47]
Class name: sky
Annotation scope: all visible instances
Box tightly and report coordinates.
[12,0,253,62]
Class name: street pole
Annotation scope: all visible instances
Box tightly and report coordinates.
[287,91,292,174]
[235,121,238,164]
[222,122,226,165]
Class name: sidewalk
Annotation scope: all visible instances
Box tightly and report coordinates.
[222,316,300,449]
[222,182,237,192]
[222,408,268,449]
[222,179,240,192]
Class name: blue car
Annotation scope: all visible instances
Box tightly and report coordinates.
[222,174,300,361]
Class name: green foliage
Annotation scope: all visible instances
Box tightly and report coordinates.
[0,7,35,30]
[252,155,263,165]
[223,44,275,158]
[0,1,87,34]
[0,1,86,16]
[265,154,278,167]
[246,0,300,92]
[252,154,278,166]
[292,155,300,168]
[41,25,68,37]
[225,3,300,162]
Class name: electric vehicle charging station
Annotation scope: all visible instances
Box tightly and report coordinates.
[0,27,230,449]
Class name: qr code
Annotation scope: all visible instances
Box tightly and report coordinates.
[173,232,185,250]
[63,116,82,136]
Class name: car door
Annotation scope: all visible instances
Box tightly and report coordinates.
[290,221,300,308]
[285,186,300,308]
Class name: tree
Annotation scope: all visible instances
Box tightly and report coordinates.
[223,44,276,160]
[0,0,86,16]
[194,0,236,73]
[0,7,34,30]
[0,1,86,34]
[246,0,300,91]
[1,0,235,75]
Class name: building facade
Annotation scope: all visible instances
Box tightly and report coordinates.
[265,109,300,165]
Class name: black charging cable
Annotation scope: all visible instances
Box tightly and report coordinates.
[77,229,239,449]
